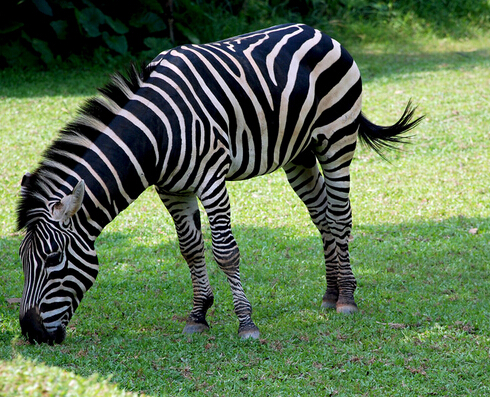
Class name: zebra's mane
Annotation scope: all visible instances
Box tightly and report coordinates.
[16,62,157,231]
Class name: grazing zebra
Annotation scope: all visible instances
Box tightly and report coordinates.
[17,23,422,344]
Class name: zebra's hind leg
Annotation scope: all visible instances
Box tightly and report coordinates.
[198,179,260,339]
[158,190,215,334]
[315,122,360,314]
[284,156,345,312]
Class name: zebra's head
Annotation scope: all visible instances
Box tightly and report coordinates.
[18,175,99,344]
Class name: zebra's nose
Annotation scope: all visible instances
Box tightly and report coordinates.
[19,307,65,345]
[20,307,50,344]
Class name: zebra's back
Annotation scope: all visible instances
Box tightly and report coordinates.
[146,23,362,183]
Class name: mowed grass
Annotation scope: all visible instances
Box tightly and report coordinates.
[0,34,489,396]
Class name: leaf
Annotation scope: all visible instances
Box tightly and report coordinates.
[130,12,166,33]
[0,40,39,66]
[106,16,129,35]
[32,38,54,64]
[140,37,173,61]
[376,321,406,329]
[59,1,76,9]
[50,20,69,40]
[175,22,200,44]
[0,21,24,34]
[143,37,173,51]
[389,323,406,329]
[102,32,128,54]
[139,0,164,13]
[32,0,53,16]
[81,0,96,7]
[6,298,21,304]
[76,7,106,38]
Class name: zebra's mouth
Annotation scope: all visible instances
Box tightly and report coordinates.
[20,307,66,345]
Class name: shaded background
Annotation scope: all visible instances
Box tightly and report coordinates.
[1,0,490,68]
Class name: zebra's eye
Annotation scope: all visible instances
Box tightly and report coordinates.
[45,252,62,267]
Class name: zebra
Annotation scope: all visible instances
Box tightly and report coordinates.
[17,23,422,344]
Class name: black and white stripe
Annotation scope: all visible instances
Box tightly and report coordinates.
[17,23,422,343]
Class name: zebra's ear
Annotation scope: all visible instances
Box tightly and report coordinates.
[21,172,32,194]
[52,180,85,222]
[21,172,32,187]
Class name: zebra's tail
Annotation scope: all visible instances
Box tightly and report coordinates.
[357,100,424,159]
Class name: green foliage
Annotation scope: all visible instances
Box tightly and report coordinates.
[0,0,170,67]
[1,0,490,67]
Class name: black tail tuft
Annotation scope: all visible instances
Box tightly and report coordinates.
[358,100,424,160]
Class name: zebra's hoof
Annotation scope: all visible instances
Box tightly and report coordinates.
[321,299,337,310]
[238,324,260,340]
[183,322,209,334]
[336,303,358,314]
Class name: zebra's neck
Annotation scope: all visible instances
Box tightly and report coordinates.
[26,65,177,240]
[67,101,174,239]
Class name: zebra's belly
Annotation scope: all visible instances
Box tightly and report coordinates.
[225,133,313,181]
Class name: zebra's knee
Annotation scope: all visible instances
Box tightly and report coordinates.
[178,229,205,265]
[181,245,205,266]
[214,245,240,273]
[189,293,214,318]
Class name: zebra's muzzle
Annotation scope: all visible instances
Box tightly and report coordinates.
[20,307,66,345]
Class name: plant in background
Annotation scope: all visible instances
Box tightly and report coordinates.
[1,0,489,67]
[0,0,172,67]
[0,0,250,67]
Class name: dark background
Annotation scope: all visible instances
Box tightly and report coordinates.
[1,0,489,68]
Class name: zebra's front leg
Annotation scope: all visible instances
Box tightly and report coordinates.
[158,190,214,334]
[199,180,260,339]
[334,237,358,314]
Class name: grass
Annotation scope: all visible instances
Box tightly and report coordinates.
[1,30,490,396]
[0,356,139,396]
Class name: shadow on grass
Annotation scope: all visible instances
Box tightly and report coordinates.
[1,215,488,393]
[354,48,490,81]
[3,215,488,330]
[0,47,488,99]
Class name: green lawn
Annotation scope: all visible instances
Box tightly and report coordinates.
[1,33,489,396]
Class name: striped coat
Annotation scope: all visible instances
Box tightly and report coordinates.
[18,23,422,344]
